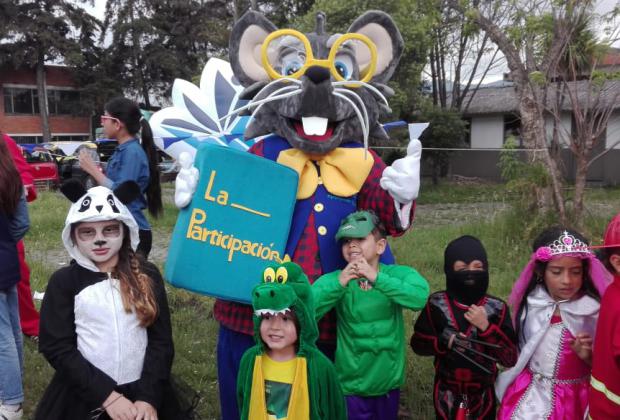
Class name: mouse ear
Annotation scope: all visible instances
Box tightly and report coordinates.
[229,11,278,87]
[60,179,87,203]
[113,181,141,205]
[347,11,404,84]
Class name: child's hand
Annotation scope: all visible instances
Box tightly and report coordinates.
[439,327,457,350]
[569,332,593,364]
[464,304,489,332]
[78,149,98,176]
[339,262,359,287]
[104,391,137,420]
[135,400,158,420]
[352,257,378,283]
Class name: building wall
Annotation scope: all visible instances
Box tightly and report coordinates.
[0,65,91,141]
[470,115,504,148]
[446,149,620,185]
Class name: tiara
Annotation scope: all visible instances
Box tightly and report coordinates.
[534,231,591,261]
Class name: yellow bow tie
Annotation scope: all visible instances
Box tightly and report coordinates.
[277,148,374,199]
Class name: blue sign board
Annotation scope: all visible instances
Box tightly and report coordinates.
[165,143,298,303]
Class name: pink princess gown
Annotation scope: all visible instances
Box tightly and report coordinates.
[497,314,590,419]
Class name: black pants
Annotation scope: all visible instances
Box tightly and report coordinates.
[137,229,152,259]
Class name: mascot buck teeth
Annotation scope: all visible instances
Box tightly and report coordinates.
[173,10,423,419]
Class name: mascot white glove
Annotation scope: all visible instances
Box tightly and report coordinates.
[380,137,422,204]
[174,152,200,208]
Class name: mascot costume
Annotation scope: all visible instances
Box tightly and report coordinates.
[171,10,422,419]
[237,262,347,419]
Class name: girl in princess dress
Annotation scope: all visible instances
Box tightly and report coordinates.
[496,227,611,419]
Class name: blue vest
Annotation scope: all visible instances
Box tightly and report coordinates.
[261,135,394,273]
[0,214,20,290]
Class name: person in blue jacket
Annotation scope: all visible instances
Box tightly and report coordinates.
[0,139,30,420]
[79,97,162,258]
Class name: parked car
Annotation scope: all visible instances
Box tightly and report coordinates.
[47,142,104,188]
[21,146,60,190]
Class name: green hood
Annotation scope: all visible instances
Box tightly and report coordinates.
[251,262,318,355]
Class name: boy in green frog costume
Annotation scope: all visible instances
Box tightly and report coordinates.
[237,262,346,419]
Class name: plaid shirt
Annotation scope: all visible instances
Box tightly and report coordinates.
[213,140,415,339]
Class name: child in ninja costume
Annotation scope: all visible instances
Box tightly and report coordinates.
[411,235,518,419]
[35,180,181,420]
[588,213,620,419]
[237,262,347,420]
[312,211,430,420]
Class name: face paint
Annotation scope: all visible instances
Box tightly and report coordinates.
[74,221,124,267]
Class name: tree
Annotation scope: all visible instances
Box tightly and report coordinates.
[543,11,620,221]
[420,107,469,184]
[0,0,99,142]
[232,0,316,26]
[102,0,230,108]
[445,0,607,224]
[427,0,505,113]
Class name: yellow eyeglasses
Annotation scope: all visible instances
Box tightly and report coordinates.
[261,29,378,85]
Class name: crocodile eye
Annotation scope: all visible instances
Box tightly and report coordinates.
[275,267,289,284]
[263,267,276,283]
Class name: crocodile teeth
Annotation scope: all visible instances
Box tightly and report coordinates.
[254,307,291,317]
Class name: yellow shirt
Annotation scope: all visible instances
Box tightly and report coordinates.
[248,355,310,420]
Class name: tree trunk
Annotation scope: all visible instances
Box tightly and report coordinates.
[518,86,567,222]
[573,152,588,225]
[36,55,51,142]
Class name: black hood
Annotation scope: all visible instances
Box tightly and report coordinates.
[444,235,489,305]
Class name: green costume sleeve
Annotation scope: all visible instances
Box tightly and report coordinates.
[307,349,348,420]
[237,347,259,420]
[373,265,430,310]
[312,271,347,320]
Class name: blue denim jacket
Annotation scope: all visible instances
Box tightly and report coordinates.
[104,139,150,230]
[1,193,29,289]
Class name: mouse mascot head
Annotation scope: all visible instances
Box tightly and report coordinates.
[228,10,404,155]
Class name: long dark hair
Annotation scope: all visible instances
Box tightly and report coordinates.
[515,226,601,341]
[0,137,23,215]
[105,97,163,217]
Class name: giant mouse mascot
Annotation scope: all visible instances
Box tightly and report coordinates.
[175,10,422,419]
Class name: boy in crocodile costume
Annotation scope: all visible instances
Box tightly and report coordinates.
[237,262,346,419]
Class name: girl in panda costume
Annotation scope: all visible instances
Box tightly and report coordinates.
[35,180,179,420]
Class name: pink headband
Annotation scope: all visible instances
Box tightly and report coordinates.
[508,231,612,324]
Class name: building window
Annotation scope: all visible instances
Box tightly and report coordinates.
[11,136,44,144]
[48,89,82,115]
[463,117,472,146]
[504,113,522,147]
[3,87,82,115]
[3,87,39,114]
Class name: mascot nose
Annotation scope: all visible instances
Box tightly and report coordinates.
[305,66,330,84]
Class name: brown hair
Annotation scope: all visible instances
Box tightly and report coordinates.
[72,223,158,326]
[0,138,23,215]
[113,226,158,326]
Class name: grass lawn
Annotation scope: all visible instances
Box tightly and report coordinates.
[19,181,620,419]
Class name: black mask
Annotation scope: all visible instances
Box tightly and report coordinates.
[446,270,489,305]
[444,235,489,305]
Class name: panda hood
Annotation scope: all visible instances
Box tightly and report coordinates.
[60,180,141,272]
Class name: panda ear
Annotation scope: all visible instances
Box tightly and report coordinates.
[60,179,87,203]
[113,181,141,205]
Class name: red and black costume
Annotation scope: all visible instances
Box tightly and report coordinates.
[410,236,517,420]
